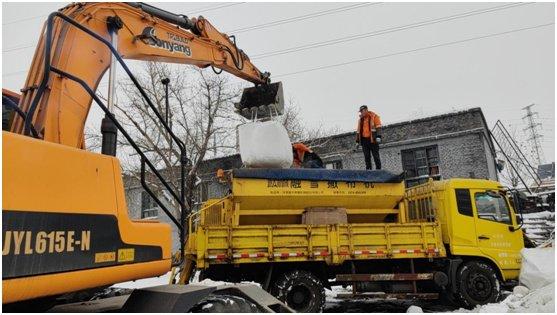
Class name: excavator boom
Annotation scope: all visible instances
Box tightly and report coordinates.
[11,2,283,148]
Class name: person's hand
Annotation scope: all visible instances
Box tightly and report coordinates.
[355,137,360,144]
[375,136,382,144]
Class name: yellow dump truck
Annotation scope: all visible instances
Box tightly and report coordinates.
[183,169,524,312]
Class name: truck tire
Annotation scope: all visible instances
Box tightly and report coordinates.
[270,270,325,313]
[189,294,259,312]
[455,261,500,308]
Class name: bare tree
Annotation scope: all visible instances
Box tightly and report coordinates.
[94,62,242,217]
[88,63,340,220]
[278,98,339,147]
[279,99,306,142]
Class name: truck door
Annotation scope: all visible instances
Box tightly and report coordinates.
[471,190,522,271]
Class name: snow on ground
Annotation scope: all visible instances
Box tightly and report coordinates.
[194,278,261,288]
[407,305,424,313]
[325,285,456,313]
[112,271,260,290]
[113,247,554,313]
[448,283,554,313]
[405,247,556,313]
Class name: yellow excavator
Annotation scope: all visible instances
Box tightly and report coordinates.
[2,2,287,312]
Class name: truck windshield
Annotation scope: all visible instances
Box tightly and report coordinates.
[474,192,512,224]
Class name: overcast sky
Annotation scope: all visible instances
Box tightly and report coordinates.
[2,2,555,163]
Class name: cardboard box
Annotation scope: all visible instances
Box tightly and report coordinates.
[302,207,348,225]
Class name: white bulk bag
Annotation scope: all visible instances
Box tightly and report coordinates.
[238,120,293,168]
[519,247,555,290]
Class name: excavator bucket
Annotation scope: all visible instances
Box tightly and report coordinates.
[235,82,284,119]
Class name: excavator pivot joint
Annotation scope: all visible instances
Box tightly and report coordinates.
[106,16,123,33]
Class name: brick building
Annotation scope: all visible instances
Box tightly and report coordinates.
[124,107,498,249]
[313,107,498,186]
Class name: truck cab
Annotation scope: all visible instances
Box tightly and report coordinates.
[432,179,523,280]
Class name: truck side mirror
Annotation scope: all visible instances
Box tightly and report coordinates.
[509,190,525,231]
[517,191,528,201]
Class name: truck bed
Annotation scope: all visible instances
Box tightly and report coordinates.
[188,222,446,268]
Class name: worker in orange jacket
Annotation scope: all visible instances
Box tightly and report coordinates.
[292,142,323,168]
[356,105,382,170]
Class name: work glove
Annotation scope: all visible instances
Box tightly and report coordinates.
[375,136,382,144]
[355,137,360,144]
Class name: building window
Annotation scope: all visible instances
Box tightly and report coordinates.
[401,145,441,187]
[200,182,209,202]
[195,181,210,206]
[325,160,343,169]
[141,191,159,219]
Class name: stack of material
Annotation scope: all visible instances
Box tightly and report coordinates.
[302,207,348,225]
[522,211,555,246]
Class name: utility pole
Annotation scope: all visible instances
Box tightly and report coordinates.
[522,104,545,166]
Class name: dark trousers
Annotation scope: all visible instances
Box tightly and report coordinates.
[361,137,381,170]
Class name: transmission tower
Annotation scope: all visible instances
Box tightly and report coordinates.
[522,104,545,166]
[491,120,541,191]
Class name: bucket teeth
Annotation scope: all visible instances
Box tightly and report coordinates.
[235,82,284,119]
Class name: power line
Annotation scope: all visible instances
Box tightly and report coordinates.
[1,3,242,27]
[3,44,36,53]
[4,22,553,79]
[4,2,529,56]
[251,2,531,60]
[189,2,244,15]
[226,3,381,34]
[274,22,554,78]
[2,2,244,53]
[2,13,48,26]
[2,70,28,78]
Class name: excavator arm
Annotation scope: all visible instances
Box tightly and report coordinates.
[11,2,281,148]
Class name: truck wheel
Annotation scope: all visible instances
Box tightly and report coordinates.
[456,261,500,308]
[270,270,325,313]
[189,294,259,312]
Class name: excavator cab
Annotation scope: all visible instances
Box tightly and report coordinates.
[236,82,284,119]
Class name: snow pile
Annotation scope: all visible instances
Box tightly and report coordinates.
[407,305,424,312]
[519,247,555,290]
[238,121,293,168]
